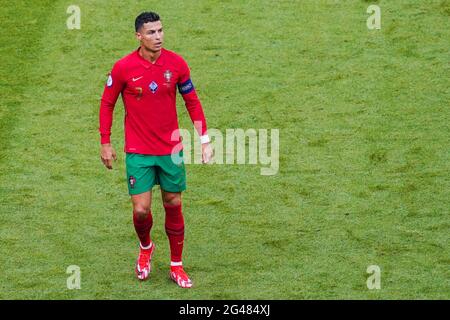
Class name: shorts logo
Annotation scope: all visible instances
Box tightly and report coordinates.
[129,176,136,189]
[149,81,158,93]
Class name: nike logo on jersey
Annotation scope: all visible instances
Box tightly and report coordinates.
[132,76,143,82]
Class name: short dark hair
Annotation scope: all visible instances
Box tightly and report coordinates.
[135,12,160,32]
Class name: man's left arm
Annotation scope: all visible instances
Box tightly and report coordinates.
[178,61,213,163]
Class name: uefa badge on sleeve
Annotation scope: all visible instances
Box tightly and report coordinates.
[106,74,113,87]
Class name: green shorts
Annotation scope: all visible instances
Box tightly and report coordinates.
[125,152,186,195]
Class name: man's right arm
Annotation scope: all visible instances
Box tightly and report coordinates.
[99,62,124,169]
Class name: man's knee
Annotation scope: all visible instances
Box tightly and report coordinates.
[162,191,181,206]
[131,191,152,220]
[133,204,150,220]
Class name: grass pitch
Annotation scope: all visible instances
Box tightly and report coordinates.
[0,0,448,299]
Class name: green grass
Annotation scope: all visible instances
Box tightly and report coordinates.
[0,0,449,299]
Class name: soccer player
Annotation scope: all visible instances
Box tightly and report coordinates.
[99,11,212,288]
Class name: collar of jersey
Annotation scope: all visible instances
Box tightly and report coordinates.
[135,47,165,68]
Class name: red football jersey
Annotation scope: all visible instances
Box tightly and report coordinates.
[99,47,208,155]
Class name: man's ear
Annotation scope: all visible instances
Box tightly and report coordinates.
[135,32,141,41]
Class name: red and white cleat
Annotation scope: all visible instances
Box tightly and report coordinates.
[170,265,193,288]
[135,242,155,281]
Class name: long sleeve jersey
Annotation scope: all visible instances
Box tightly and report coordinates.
[99,47,208,155]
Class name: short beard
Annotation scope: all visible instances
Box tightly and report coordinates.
[142,43,161,53]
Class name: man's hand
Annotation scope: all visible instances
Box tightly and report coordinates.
[100,143,117,170]
[202,142,213,164]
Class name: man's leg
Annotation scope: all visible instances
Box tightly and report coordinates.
[132,191,153,248]
[132,191,155,280]
[161,190,192,288]
[125,153,157,280]
[161,190,183,261]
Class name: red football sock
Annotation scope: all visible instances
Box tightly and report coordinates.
[133,211,153,248]
[164,203,184,263]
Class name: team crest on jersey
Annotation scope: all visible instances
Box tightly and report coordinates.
[164,70,172,83]
[149,81,158,93]
[129,176,136,189]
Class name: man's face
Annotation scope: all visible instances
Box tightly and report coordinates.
[136,20,164,52]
